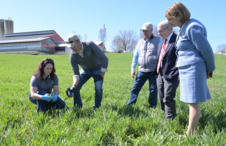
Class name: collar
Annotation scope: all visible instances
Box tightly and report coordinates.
[144,34,154,41]
[78,43,84,53]
[76,44,84,57]
[176,19,191,43]
[43,75,50,79]
[181,19,190,30]
[166,32,173,43]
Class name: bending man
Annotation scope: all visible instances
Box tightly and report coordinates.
[67,34,108,109]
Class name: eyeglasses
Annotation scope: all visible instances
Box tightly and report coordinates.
[158,27,168,33]
[66,40,78,44]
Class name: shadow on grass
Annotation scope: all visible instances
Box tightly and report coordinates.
[175,105,226,134]
[59,106,96,119]
[66,104,149,119]
[39,106,95,119]
[199,108,226,133]
[108,104,149,118]
[45,104,148,123]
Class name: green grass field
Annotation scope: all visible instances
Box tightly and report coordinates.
[0,53,226,145]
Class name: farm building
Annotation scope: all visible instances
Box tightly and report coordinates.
[0,18,64,52]
[0,30,65,52]
[0,18,106,52]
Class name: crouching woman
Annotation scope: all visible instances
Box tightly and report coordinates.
[29,58,66,112]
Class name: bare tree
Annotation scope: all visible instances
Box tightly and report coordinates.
[98,28,107,44]
[139,31,143,39]
[217,44,226,54]
[152,25,159,37]
[111,30,138,53]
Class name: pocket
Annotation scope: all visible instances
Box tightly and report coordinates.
[138,56,144,66]
[91,66,101,76]
[147,55,157,63]
[135,72,142,80]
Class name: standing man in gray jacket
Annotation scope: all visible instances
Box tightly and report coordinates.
[66,34,108,109]
[127,22,161,108]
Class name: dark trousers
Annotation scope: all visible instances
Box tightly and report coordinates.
[157,72,179,119]
[127,71,157,108]
[29,90,66,112]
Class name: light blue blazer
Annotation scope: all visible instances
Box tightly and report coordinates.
[176,19,215,72]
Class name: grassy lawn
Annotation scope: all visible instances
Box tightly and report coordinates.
[0,53,226,145]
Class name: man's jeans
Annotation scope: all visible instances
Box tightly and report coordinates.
[73,66,103,108]
[29,90,66,112]
[127,71,157,108]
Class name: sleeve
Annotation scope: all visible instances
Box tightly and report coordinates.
[30,76,38,87]
[89,41,108,70]
[187,24,216,72]
[54,74,59,85]
[131,43,139,71]
[70,53,80,75]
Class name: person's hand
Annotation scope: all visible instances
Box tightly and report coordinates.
[72,84,77,89]
[52,94,58,102]
[71,81,77,89]
[131,71,136,78]
[41,94,52,102]
[101,72,105,78]
[207,71,213,79]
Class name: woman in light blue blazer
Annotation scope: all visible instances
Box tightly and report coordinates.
[165,2,215,135]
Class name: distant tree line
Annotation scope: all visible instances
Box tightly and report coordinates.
[111,26,179,53]
[217,44,226,54]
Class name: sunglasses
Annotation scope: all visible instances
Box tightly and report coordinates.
[66,40,78,44]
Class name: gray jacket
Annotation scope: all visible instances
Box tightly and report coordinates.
[70,41,108,75]
[137,35,160,72]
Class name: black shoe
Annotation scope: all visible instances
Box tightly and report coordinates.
[149,106,156,109]
[74,104,82,109]
[73,105,82,110]
[93,106,100,110]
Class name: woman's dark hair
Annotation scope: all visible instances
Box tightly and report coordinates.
[33,58,56,80]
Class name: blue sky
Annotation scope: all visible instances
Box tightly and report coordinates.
[0,0,225,52]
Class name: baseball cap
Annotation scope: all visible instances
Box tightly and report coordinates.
[140,22,153,31]
[66,34,79,48]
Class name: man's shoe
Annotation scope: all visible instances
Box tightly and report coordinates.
[149,106,156,109]
[93,106,100,110]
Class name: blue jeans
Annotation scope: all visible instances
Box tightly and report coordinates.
[29,90,66,112]
[127,71,157,108]
[73,66,104,108]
